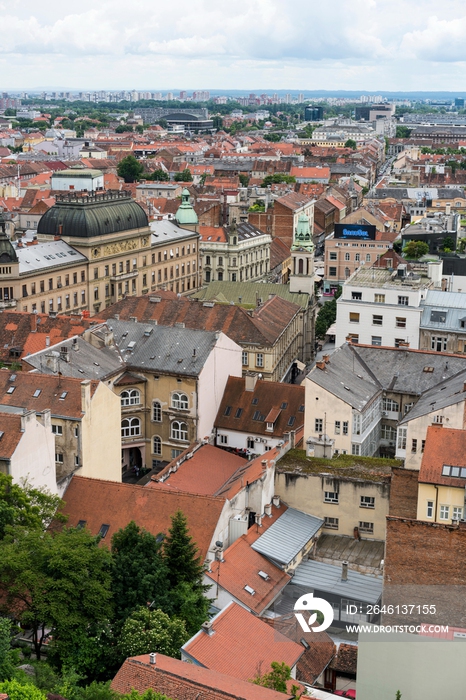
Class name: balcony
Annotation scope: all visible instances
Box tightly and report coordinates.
[110,270,138,282]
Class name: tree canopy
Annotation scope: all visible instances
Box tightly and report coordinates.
[0,474,64,539]
[118,607,188,659]
[173,169,193,182]
[117,155,144,183]
[403,240,429,259]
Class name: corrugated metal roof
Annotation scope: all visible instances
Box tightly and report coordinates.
[292,559,382,604]
[251,508,323,566]
[16,239,87,274]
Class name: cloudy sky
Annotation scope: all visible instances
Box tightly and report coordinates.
[2,0,466,92]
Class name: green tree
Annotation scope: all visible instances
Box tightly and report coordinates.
[163,511,210,634]
[0,526,113,662]
[111,522,170,626]
[442,235,455,251]
[315,287,342,339]
[115,124,134,133]
[212,115,223,130]
[173,169,193,182]
[396,126,412,138]
[344,139,357,150]
[157,119,168,129]
[0,474,64,539]
[117,155,144,183]
[403,240,430,259]
[253,662,300,696]
[146,169,169,182]
[0,617,20,681]
[135,125,144,134]
[238,173,249,188]
[263,133,282,142]
[261,174,296,187]
[0,679,46,700]
[118,607,188,659]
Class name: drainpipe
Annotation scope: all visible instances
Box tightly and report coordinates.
[434,485,439,522]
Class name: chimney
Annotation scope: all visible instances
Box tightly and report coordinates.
[272,495,280,508]
[255,514,262,527]
[81,380,91,414]
[45,335,50,347]
[201,620,214,635]
[245,373,258,392]
[322,354,330,364]
[264,503,272,517]
[342,561,348,581]
[149,652,157,665]
[316,361,326,370]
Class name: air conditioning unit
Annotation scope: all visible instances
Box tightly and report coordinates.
[382,411,388,416]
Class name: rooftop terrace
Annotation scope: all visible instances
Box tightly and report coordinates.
[276,449,401,482]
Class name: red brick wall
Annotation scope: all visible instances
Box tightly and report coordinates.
[389,468,419,519]
[248,210,274,236]
[270,201,293,247]
[384,517,466,628]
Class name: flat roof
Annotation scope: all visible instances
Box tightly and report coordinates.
[292,559,382,604]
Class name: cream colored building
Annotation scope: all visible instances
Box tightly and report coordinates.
[0,192,200,316]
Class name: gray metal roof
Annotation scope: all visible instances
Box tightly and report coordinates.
[420,290,466,332]
[150,219,199,244]
[399,367,466,424]
[25,335,122,380]
[15,239,87,275]
[308,344,381,411]
[251,508,324,566]
[108,319,220,376]
[292,559,382,604]
[354,345,466,396]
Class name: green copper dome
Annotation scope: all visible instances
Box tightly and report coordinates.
[37,191,148,238]
[0,212,17,264]
[175,188,198,226]
[292,213,314,252]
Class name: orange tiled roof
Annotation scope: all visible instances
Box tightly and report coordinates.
[111,654,291,700]
[182,602,303,682]
[419,426,466,487]
[0,412,24,459]
[60,476,225,560]
[205,534,291,615]
[199,226,227,242]
[148,444,247,496]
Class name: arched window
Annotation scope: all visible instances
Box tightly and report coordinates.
[172,392,189,410]
[153,436,162,455]
[152,401,162,422]
[171,421,188,442]
[120,389,140,406]
[121,417,141,437]
[298,258,304,274]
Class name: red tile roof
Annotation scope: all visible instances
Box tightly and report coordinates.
[199,226,227,242]
[289,166,330,180]
[329,643,357,675]
[270,238,290,270]
[149,444,247,496]
[205,535,290,615]
[96,294,300,348]
[111,654,291,700]
[0,412,24,459]
[59,476,225,560]
[182,602,303,682]
[419,426,466,487]
[0,370,97,419]
[264,615,335,685]
[215,377,304,438]
[275,192,314,211]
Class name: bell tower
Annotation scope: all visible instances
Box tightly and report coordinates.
[289,213,315,295]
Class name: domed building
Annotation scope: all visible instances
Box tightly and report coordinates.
[0,191,200,316]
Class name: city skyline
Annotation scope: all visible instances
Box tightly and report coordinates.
[2,0,466,91]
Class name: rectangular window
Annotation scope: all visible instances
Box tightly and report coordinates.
[398,296,409,306]
[345,252,350,260]
[334,421,341,435]
[430,310,447,323]
[426,501,434,518]
[219,435,228,445]
[352,443,360,455]
[439,505,450,521]
[431,336,447,352]
[453,506,463,521]
[94,267,98,280]
[396,317,406,328]
[256,353,264,368]
[374,294,385,303]
[351,292,362,300]
[421,440,426,453]
[372,315,383,326]
[52,424,63,435]
[242,351,249,366]
[48,278,53,290]
[411,438,417,453]
[343,421,348,435]
[394,338,406,348]
[324,491,339,504]
[397,427,407,450]
[349,312,360,323]
[371,336,382,346]
[360,496,375,509]
[81,271,85,282]
[329,252,337,260]
[323,517,339,530]
[359,521,374,534]
[315,418,323,433]
[329,267,337,277]
[55,453,64,464]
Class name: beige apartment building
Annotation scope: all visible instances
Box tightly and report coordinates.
[0,191,200,316]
